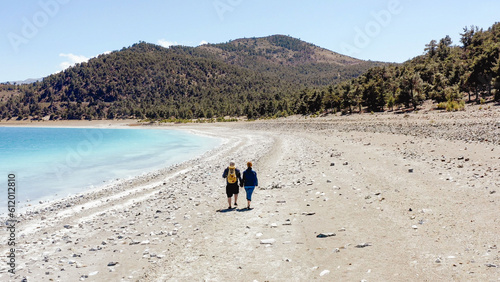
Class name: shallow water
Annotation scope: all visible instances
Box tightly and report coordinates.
[0,127,221,208]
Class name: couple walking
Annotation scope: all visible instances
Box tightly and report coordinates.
[222,161,258,210]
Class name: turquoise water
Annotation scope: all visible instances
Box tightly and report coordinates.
[0,127,221,209]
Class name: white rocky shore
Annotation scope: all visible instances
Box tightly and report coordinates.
[1,105,499,281]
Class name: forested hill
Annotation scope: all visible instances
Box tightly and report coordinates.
[0,35,383,120]
[199,35,372,85]
[295,22,500,115]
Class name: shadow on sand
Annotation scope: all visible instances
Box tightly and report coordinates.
[216,208,235,213]
[216,207,254,213]
[237,207,253,212]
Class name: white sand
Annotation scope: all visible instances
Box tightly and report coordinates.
[0,107,499,281]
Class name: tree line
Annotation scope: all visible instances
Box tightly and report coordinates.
[297,23,500,115]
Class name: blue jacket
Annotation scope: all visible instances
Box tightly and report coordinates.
[242,168,258,187]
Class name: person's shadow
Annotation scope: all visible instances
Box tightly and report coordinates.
[216,207,254,213]
[216,208,235,213]
[237,207,253,212]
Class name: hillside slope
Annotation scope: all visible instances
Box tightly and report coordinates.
[0,35,383,120]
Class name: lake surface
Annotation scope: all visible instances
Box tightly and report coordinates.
[0,127,221,210]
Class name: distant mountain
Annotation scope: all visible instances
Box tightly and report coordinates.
[3,78,42,85]
[0,35,386,120]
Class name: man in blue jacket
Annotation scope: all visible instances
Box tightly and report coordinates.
[241,161,258,210]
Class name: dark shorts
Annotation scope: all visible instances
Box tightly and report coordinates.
[226,183,239,198]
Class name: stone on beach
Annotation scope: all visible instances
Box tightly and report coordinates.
[319,270,330,276]
[355,243,372,248]
[260,239,276,245]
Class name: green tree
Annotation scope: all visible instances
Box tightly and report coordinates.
[425,40,438,57]
[437,35,453,60]
[398,70,424,110]
[460,25,478,50]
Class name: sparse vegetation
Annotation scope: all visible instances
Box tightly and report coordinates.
[437,100,465,111]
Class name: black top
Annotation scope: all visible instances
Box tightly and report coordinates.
[222,167,242,186]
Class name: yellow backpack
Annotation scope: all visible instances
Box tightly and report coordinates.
[227,166,237,184]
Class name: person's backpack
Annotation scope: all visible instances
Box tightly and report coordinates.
[227,167,237,184]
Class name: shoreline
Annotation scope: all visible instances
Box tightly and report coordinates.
[0,123,227,218]
[0,123,276,281]
[1,109,499,281]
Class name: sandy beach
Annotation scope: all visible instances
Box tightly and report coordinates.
[1,105,499,281]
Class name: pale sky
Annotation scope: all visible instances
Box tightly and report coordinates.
[1,0,499,82]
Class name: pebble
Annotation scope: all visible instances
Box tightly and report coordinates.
[319,270,330,276]
[260,239,276,245]
[355,243,372,248]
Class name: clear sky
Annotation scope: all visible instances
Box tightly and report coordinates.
[1,0,499,82]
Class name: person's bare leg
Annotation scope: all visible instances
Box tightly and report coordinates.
[247,200,251,209]
[227,197,231,208]
[234,194,238,206]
